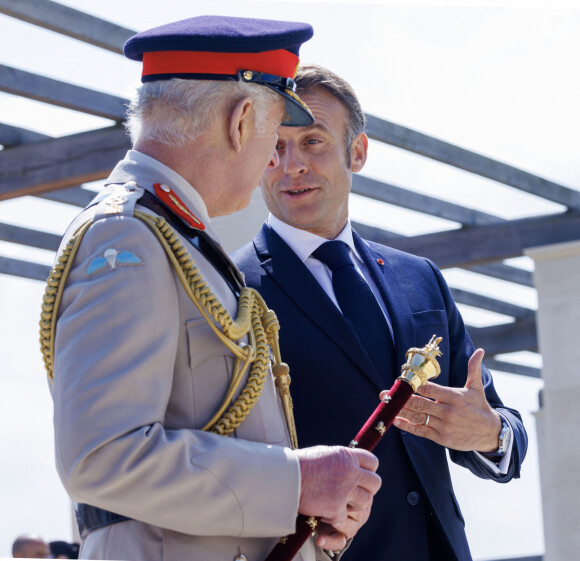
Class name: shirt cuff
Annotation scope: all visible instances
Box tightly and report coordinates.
[473,412,514,475]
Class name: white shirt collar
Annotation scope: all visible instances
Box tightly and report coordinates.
[267,214,364,264]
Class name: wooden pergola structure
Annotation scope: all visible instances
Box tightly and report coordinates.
[1,0,579,384]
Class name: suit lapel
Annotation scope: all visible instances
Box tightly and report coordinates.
[354,233,450,474]
[353,232,417,375]
[255,225,386,390]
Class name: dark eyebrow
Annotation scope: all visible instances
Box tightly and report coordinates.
[300,123,329,134]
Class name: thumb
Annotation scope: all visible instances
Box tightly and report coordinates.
[465,348,485,390]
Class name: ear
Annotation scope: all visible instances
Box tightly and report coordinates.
[228,96,254,152]
[350,132,368,173]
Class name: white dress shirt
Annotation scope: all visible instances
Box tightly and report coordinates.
[268,214,394,341]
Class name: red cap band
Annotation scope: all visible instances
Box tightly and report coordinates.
[143,49,299,79]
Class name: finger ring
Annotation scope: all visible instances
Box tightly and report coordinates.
[331,538,348,555]
[423,414,430,426]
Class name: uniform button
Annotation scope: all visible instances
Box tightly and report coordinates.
[234,555,248,561]
[407,491,420,506]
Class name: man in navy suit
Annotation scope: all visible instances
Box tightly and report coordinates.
[232,64,528,560]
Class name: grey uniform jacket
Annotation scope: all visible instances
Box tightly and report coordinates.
[49,151,318,561]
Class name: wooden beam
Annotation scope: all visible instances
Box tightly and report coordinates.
[385,211,580,268]
[0,122,50,147]
[352,174,501,226]
[351,221,401,243]
[0,223,61,251]
[35,186,95,207]
[350,177,534,283]
[0,0,135,54]
[365,114,580,209]
[0,256,50,281]
[0,125,94,204]
[484,358,541,379]
[352,220,535,286]
[469,317,537,355]
[451,288,535,320]
[466,263,534,287]
[0,64,128,120]
[0,125,130,200]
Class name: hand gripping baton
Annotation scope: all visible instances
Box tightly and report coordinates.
[264,335,443,561]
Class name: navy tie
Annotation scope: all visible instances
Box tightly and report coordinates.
[312,240,394,372]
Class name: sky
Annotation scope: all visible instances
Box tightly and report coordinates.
[1,0,579,558]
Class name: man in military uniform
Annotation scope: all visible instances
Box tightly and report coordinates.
[41,18,381,561]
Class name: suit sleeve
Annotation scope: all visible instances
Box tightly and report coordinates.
[52,214,301,538]
[426,260,528,482]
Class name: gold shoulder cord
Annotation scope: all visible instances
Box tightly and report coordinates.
[39,212,298,449]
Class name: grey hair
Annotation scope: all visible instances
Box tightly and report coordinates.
[295,63,366,164]
[125,78,280,147]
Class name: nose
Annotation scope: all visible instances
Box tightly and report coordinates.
[267,146,279,168]
[282,144,307,175]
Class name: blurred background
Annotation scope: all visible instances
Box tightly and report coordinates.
[1,0,578,558]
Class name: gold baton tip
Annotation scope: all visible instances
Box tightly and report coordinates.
[398,335,443,392]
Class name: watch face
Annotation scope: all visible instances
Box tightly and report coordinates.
[498,420,510,455]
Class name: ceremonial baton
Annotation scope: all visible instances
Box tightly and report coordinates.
[264,335,443,561]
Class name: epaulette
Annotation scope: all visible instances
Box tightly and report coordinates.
[92,181,145,222]
[53,182,144,260]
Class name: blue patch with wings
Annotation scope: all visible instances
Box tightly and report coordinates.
[87,248,143,276]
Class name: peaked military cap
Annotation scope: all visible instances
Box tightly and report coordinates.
[124,15,314,126]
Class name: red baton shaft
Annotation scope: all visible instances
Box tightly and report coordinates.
[264,336,443,561]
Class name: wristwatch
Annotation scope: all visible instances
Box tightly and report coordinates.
[482,416,511,461]
[496,417,511,457]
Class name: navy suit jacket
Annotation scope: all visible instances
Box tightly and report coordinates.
[232,224,527,561]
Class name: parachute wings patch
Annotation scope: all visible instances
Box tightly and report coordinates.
[87,248,143,276]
